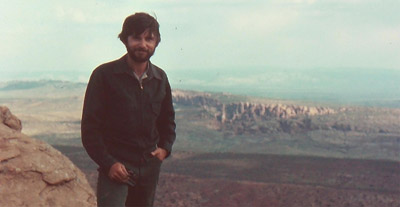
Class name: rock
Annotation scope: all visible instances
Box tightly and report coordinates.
[0,106,96,207]
[172,90,220,107]
[172,90,337,134]
[216,102,335,123]
[0,106,22,131]
[172,91,335,123]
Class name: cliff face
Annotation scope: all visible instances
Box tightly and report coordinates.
[173,90,336,134]
[0,106,96,207]
[215,102,334,123]
[173,90,335,123]
[172,90,220,107]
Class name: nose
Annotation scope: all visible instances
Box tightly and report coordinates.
[138,39,147,48]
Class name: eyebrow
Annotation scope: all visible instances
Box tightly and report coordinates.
[131,32,155,38]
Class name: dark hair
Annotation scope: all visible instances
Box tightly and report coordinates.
[118,12,161,45]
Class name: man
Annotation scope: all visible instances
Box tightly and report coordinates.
[81,12,176,207]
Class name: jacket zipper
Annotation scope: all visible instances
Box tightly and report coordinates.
[139,80,144,136]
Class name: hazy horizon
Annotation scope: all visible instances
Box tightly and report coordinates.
[1,0,399,106]
[1,66,399,107]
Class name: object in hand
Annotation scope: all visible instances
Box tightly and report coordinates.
[126,170,138,187]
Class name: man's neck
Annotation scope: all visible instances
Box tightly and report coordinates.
[126,55,148,77]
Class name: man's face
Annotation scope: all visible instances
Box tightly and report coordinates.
[126,29,158,63]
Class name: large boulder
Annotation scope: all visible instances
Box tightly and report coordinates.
[0,106,96,207]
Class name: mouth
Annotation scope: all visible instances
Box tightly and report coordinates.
[135,50,147,54]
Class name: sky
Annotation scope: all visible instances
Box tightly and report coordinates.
[0,0,399,82]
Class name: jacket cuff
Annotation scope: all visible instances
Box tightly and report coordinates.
[158,142,173,158]
[101,155,118,174]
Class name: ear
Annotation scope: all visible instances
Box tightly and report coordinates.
[155,39,161,47]
[120,37,127,46]
[122,39,129,47]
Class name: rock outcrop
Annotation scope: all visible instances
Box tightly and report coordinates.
[0,106,96,207]
[172,90,220,107]
[173,90,338,135]
[215,102,335,123]
[172,90,335,123]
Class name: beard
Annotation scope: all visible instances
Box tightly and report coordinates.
[127,47,155,63]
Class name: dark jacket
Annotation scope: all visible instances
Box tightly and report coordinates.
[81,55,176,172]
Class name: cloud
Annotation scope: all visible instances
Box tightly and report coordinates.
[289,0,317,4]
[53,1,129,24]
[1,0,399,81]
[228,6,299,37]
[55,7,88,23]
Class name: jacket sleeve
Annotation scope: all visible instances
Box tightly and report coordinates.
[81,68,117,173]
[156,78,176,156]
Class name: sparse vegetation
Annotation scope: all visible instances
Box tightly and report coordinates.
[2,80,400,206]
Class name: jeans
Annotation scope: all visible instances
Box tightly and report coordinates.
[97,156,162,207]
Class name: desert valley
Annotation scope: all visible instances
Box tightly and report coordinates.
[1,80,399,207]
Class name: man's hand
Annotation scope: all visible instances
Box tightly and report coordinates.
[151,148,168,161]
[108,162,129,183]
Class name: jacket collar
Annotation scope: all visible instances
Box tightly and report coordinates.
[113,54,162,80]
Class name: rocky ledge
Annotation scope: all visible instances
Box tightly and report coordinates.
[0,106,96,207]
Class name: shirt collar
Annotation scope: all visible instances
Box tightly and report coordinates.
[113,54,162,80]
[133,66,148,81]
